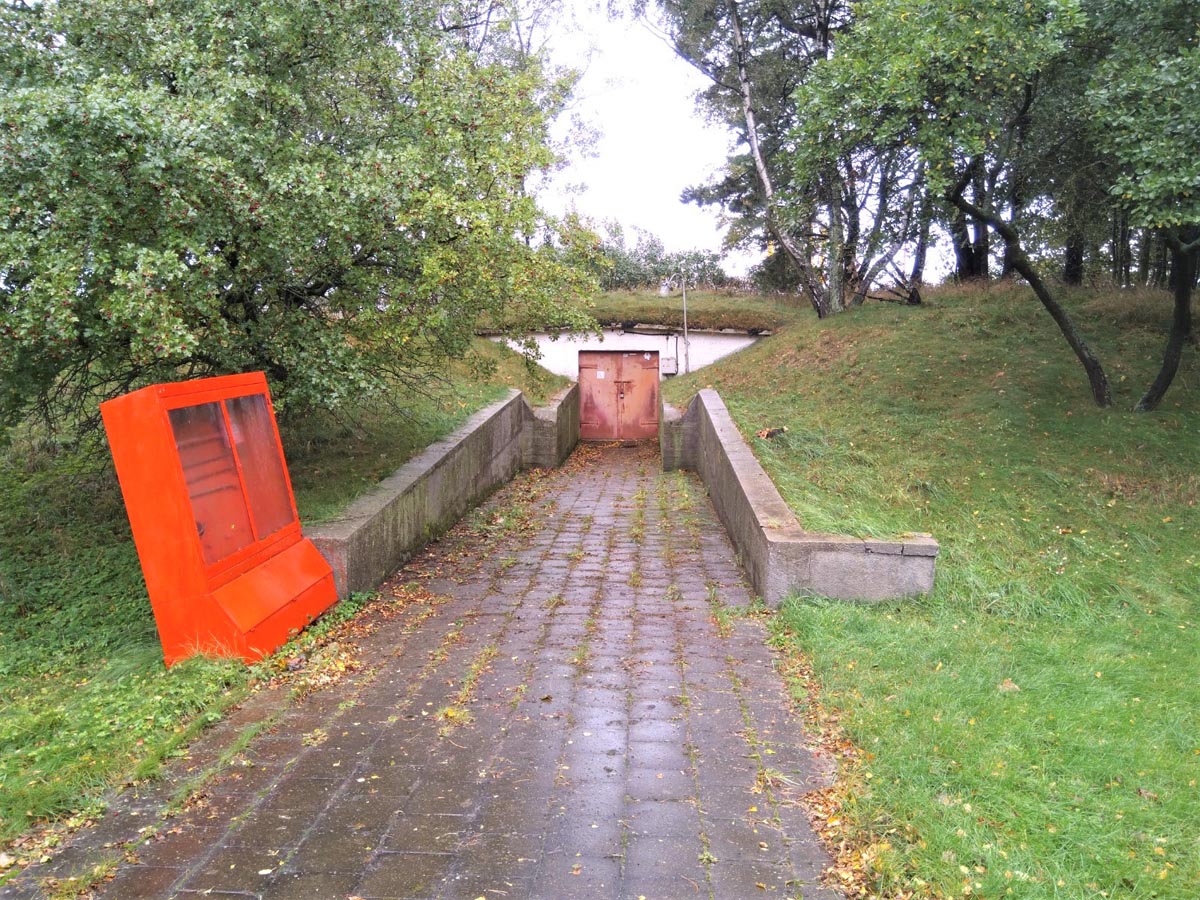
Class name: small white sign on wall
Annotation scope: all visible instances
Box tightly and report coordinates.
[597,370,606,379]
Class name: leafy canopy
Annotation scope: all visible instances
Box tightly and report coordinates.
[791,0,1083,196]
[0,0,594,429]
[1087,5,1200,232]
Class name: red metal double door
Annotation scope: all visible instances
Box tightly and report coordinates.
[579,350,660,441]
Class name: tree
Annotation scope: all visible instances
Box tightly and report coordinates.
[1088,1,1200,409]
[789,0,1113,405]
[0,0,594,433]
[650,0,925,316]
[583,220,726,291]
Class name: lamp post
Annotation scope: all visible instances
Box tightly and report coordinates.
[681,272,691,375]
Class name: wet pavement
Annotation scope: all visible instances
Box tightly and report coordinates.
[5,444,839,899]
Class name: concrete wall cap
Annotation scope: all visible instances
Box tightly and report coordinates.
[902,536,941,557]
[863,540,905,556]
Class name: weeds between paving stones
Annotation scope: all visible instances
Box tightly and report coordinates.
[436,644,499,736]
[707,581,734,639]
[629,486,648,544]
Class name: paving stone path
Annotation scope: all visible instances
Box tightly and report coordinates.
[6,444,840,900]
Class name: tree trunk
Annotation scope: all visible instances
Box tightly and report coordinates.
[952,193,1112,406]
[949,163,989,282]
[1111,211,1133,286]
[825,178,846,314]
[950,209,987,280]
[1063,233,1085,285]
[1137,235,1196,411]
[1153,236,1170,287]
[1136,228,1153,285]
[950,210,973,279]
[971,164,990,277]
[724,0,830,316]
[1001,185,1025,279]
[906,184,932,304]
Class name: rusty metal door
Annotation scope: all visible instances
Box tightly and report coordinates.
[579,350,659,441]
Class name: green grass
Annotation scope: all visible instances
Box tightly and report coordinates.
[0,338,563,849]
[286,338,567,522]
[664,283,1200,899]
[0,448,247,845]
[590,288,803,332]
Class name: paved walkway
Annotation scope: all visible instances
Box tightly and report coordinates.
[7,445,839,900]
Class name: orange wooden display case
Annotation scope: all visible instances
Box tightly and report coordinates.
[101,373,336,666]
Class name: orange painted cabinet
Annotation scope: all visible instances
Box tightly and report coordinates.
[101,373,336,665]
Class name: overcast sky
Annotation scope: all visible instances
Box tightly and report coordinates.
[531,4,763,275]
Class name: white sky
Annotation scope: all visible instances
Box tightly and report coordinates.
[531,4,763,276]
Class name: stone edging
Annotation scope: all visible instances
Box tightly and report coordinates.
[308,384,578,597]
[661,388,938,603]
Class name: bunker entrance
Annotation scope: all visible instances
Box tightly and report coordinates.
[578,350,659,442]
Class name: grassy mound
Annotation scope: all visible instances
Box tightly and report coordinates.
[590,289,803,332]
[664,283,1198,899]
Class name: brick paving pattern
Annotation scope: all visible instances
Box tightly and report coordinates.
[4,444,839,900]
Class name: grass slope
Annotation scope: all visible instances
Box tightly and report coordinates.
[664,284,1199,899]
[591,289,803,332]
[0,340,564,849]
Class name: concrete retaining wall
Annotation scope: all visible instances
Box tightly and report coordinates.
[662,389,937,604]
[528,383,579,470]
[309,387,578,597]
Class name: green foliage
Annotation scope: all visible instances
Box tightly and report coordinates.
[793,0,1082,196]
[666,283,1199,897]
[1088,8,1200,231]
[587,221,728,291]
[0,0,594,430]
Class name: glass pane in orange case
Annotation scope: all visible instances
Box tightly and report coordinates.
[101,373,338,666]
[226,393,296,541]
[168,402,255,565]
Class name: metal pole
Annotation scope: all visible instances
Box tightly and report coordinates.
[681,273,690,375]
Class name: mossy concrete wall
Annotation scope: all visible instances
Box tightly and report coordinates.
[309,386,578,598]
[662,389,937,604]
[529,383,579,470]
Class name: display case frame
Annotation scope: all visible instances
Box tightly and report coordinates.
[101,372,336,665]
